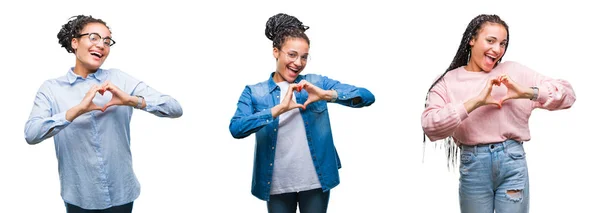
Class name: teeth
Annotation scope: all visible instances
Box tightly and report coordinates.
[91,52,102,57]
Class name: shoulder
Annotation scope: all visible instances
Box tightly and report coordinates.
[245,79,271,96]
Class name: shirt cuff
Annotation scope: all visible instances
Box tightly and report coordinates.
[56,111,72,126]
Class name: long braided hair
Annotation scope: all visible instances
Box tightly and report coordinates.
[423,14,510,169]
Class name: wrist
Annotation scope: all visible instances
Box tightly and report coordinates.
[127,96,138,107]
[326,90,338,102]
[527,87,538,100]
[271,105,283,118]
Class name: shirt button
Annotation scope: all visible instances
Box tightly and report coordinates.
[276,96,279,98]
[272,147,275,150]
[343,96,346,99]
[267,182,271,184]
[274,129,277,132]
[270,163,273,166]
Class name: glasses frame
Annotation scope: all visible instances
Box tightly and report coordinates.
[76,33,116,47]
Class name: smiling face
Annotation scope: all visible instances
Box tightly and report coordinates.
[272,38,310,83]
[467,23,508,72]
[71,22,112,72]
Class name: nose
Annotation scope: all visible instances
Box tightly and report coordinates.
[492,43,501,53]
[293,57,303,66]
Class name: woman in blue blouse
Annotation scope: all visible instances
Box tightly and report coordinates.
[229,13,375,213]
[24,15,182,213]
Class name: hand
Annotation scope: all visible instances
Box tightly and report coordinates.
[79,84,105,113]
[497,74,531,102]
[66,84,104,121]
[100,81,136,112]
[296,80,335,109]
[472,77,503,110]
[271,83,304,118]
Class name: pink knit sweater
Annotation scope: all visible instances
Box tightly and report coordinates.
[422,61,576,145]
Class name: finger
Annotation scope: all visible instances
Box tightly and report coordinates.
[102,103,114,112]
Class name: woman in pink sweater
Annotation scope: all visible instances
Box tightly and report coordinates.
[421,14,575,213]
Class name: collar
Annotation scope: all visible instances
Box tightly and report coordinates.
[267,72,303,93]
[66,67,107,84]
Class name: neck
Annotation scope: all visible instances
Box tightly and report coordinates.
[273,71,285,83]
[73,60,95,78]
[464,59,482,72]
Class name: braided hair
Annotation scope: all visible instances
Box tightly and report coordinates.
[265,13,310,49]
[57,15,109,53]
[423,14,510,168]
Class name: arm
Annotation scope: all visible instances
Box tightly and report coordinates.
[24,83,103,144]
[103,70,183,118]
[314,75,375,108]
[229,86,274,139]
[517,63,576,110]
[421,77,500,141]
[131,81,183,118]
[229,85,303,139]
[421,81,469,141]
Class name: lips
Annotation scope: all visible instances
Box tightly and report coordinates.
[484,54,497,66]
[287,65,302,77]
[90,50,104,60]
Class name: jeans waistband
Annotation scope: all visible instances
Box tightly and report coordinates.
[460,139,522,153]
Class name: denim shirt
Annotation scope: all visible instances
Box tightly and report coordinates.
[24,68,183,209]
[229,73,375,201]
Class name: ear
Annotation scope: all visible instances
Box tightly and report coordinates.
[273,47,279,60]
[469,37,475,46]
[71,37,79,52]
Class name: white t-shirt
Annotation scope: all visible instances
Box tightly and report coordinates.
[270,81,322,195]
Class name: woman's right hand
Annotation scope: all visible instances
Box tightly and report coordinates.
[66,84,104,121]
[271,83,304,118]
[464,77,502,113]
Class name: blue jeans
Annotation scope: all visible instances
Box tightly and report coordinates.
[267,188,330,213]
[459,139,529,213]
[65,202,133,213]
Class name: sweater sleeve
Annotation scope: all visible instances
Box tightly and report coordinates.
[510,61,576,110]
[421,77,469,142]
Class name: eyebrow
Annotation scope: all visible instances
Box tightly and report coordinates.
[85,32,112,39]
[486,36,507,42]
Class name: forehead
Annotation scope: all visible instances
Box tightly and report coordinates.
[479,23,507,39]
[81,22,111,37]
[281,38,309,52]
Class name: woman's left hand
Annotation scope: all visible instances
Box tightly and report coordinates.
[498,74,533,103]
[296,80,336,109]
[100,81,136,112]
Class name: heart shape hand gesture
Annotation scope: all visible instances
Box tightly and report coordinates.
[476,74,528,109]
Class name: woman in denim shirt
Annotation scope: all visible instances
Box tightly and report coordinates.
[229,13,375,213]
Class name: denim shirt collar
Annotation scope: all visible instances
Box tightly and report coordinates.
[268,72,303,93]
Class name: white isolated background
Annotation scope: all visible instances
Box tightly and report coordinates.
[0,0,597,212]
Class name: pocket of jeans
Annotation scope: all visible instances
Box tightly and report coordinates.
[460,153,475,164]
[507,146,526,160]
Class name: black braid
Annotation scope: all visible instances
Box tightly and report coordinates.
[57,15,109,53]
[422,14,510,168]
[265,13,310,50]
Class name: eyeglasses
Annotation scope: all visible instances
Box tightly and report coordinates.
[281,50,310,63]
[76,33,116,47]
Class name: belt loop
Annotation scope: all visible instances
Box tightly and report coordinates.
[474,145,478,156]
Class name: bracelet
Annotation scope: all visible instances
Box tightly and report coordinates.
[328,90,338,102]
[135,95,144,109]
[530,87,538,101]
